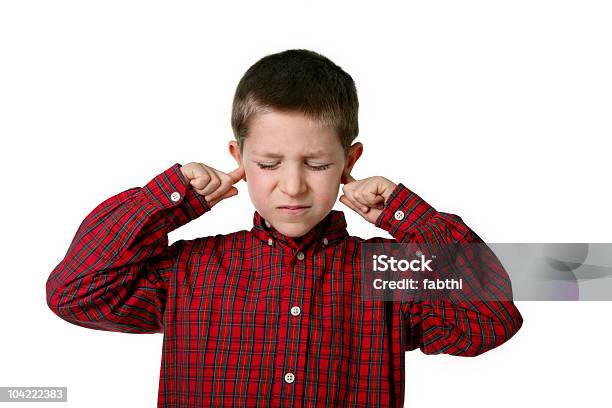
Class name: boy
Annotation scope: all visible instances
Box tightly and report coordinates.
[46,49,523,407]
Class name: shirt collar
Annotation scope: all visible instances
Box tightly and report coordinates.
[251,210,349,251]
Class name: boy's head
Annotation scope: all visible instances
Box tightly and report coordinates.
[228,49,363,238]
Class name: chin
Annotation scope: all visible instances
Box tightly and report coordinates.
[275,222,312,238]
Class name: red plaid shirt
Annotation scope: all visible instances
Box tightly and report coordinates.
[46,163,523,407]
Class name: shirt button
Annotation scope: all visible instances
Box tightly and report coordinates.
[170,192,181,202]
[394,210,405,221]
[284,372,295,383]
[322,237,329,246]
[290,306,301,316]
[265,219,271,228]
[268,238,274,246]
[296,252,305,261]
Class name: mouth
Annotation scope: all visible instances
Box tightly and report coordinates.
[277,205,310,215]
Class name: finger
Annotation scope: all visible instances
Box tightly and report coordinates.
[226,166,246,184]
[208,187,238,207]
[364,190,385,207]
[339,194,368,216]
[343,186,370,213]
[204,172,234,202]
[340,196,369,218]
[204,184,227,203]
[342,171,356,185]
[180,165,195,184]
[198,169,221,196]
[352,190,372,212]
[220,186,238,199]
[189,168,211,191]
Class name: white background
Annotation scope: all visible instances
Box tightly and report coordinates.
[1,1,611,407]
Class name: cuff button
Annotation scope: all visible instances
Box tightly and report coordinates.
[394,210,405,221]
[170,192,181,202]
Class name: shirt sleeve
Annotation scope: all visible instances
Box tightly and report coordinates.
[45,163,210,334]
[374,183,523,356]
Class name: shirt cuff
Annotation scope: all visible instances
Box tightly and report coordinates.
[374,183,437,237]
[142,163,211,228]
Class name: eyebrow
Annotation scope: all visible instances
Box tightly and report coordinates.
[252,150,333,159]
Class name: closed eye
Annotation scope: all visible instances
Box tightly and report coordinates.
[256,162,278,170]
[255,162,332,171]
[306,163,331,171]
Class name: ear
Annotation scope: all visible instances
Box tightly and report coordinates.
[228,141,247,181]
[341,142,363,184]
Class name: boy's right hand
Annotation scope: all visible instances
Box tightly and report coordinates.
[179,162,245,207]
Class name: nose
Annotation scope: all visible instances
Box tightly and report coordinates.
[278,165,308,197]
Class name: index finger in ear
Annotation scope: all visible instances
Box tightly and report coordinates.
[342,171,356,184]
[227,166,245,183]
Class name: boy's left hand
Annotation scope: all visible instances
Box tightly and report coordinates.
[339,172,397,224]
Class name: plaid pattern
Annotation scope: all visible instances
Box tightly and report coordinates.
[46,163,523,407]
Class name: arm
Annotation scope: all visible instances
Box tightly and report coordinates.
[374,183,523,356]
[45,163,210,333]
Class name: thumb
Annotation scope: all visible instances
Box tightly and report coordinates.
[208,186,238,207]
[220,186,238,199]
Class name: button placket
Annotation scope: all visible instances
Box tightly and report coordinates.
[282,248,308,388]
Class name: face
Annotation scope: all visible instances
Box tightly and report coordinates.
[229,109,362,238]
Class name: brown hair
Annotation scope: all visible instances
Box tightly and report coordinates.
[231,49,359,155]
